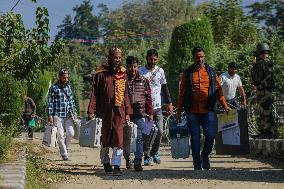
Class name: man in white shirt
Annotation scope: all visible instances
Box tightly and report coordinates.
[139,48,173,166]
[220,62,246,108]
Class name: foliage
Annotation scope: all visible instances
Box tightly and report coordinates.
[0,74,25,128]
[27,70,52,118]
[0,8,64,84]
[248,0,284,39]
[204,0,259,48]
[167,16,215,103]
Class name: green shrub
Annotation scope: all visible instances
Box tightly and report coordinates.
[167,15,215,103]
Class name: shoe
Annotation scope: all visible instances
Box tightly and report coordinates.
[153,154,161,164]
[62,155,68,161]
[144,157,152,166]
[113,165,122,176]
[194,165,202,171]
[201,155,210,170]
[103,163,113,173]
[28,137,33,140]
[126,159,133,169]
[134,164,143,172]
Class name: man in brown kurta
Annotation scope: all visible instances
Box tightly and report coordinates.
[88,47,132,175]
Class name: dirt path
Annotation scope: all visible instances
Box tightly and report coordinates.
[33,135,284,189]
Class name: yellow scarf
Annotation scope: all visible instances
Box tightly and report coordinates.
[96,65,126,107]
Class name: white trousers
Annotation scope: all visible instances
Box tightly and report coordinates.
[100,147,123,166]
[53,116,74,157]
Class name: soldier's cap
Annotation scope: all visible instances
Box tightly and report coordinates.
[59,68,68,76]
[228,62,238,69]
[126,56,139,65]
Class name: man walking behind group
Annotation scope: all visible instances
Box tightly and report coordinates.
[124,56,153,171]
[251,43,275,138]
[220,62,247,109]
[139,49,173,166]
[88,47,132,175]
[23,95,36,140]
[177,47,231,170]
[48,68,78,161]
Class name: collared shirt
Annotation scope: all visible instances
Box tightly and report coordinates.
[48,82,77,118]
[178,64,227,114]
[220,71,242,100]
[139,65,167,110]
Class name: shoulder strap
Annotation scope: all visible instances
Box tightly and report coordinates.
[149,67,160,81]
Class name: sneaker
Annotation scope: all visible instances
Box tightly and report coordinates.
[144,157,152,166]
[134,164,143,172]
[103,163,113,173]
[201,155,210,170]
[113,165,122,176]
[153,154,161,164]
[126,159,133,169]
[62,155,68,161]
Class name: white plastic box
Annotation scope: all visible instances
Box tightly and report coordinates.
[42,124,57,147]
[79,118,102,148]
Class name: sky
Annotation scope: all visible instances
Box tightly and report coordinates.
[0,0,263,38]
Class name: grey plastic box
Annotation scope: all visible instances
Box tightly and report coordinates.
[170,137,190,159]
[79,118,102,148]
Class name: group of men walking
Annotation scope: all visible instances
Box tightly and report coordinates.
[45,43,275,175]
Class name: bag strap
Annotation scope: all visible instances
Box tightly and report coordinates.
[149,67,160,82]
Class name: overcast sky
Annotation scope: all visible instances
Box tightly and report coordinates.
[0,0,263,38]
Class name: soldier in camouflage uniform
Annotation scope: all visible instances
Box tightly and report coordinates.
[251,43,275,138]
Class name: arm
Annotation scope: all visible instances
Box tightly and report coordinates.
[160,68,173,114]
[31,98,36,115]
[124,76,133,120]
[216,75,230,112]
[145,79,153,119]
[238,86,247,108]
[47,87,54,124]
[68,85,77,116]
[176,73,187,120]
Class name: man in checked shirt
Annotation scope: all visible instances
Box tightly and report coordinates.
[47,68,78,161]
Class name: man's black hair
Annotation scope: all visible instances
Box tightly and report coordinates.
[126,56,139,65]
[192,46,205,55]
[146,48,158,57]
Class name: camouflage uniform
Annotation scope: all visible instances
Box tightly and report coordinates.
[251,44,275,138]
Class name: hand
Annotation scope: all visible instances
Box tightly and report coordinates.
[224,106,232,113]
[176,113,181,123]
[48,116,53,125]
[31,114,36,118]
[88,113,95,120]
[166,103,173,116]
[147,115,153,121]
[252,85,256,92]
[126,115,130,121]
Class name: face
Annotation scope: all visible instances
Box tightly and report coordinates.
[59,73,69,86]
[193,51,205,65]
[109,53,122,68]
[259,51,269,60]
[127,63,138,77]
[228,67,237,76]
[146,55,158,68]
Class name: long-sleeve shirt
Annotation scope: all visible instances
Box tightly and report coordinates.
[177,65,227,114]
[47,82,77,118]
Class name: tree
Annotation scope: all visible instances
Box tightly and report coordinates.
[248,0,284,39]
[167,16,215,103]
[204,0,259,48]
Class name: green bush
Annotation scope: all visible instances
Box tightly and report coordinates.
[167,15,215,103]
[27,70,52,119]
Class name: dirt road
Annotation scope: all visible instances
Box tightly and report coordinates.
[33,136,284,189]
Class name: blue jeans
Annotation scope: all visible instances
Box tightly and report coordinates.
[133,118,145,165]
[185,111,216,166]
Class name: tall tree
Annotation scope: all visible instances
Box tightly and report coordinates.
[204,0,259,48]
[248,0,284,39]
